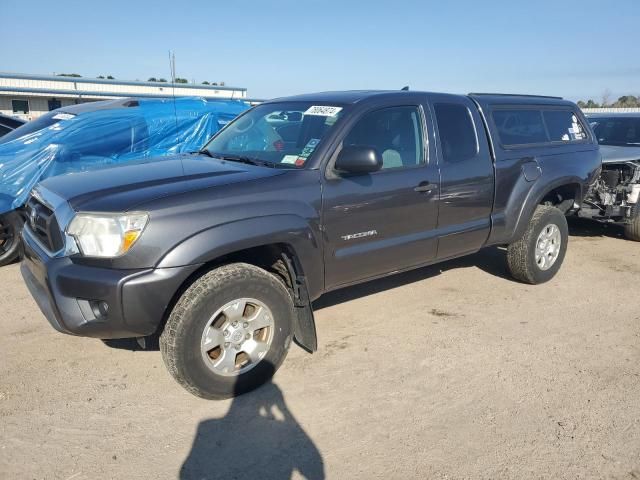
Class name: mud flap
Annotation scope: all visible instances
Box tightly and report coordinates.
[281,253,318,352]
[294,301,318,353]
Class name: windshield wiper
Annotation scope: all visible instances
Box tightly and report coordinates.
[197,151,297,169]
[217,154,272,167]
[196,149,214,157]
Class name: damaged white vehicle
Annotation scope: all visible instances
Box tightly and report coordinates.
[581,114,640,241]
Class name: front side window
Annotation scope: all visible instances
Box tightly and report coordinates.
[544,110,587,142]
[342,106,424,170]
[492,109,548,146]
[592,117,640,146]
[434,103,478,163]
[58,116,139,158]
[203,102,345,168]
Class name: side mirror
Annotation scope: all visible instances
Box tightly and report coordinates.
[335,145,382,174]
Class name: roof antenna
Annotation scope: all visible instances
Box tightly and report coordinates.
[401,86,409,91]
[169,50,179,129]
[169,50,184,174]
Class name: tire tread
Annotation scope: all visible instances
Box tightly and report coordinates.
[624,205,640,241]
[507,205,567,284]
[160,262,293,399]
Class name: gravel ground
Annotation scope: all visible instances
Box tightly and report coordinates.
[1,219,639,480]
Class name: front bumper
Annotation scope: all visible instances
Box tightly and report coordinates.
[21,227,200,339]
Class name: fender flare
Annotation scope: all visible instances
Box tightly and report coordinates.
[510,176,583,243]
[157,214,323,294]
[156,215,323,352]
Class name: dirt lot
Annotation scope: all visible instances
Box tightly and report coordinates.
[1,219,639,480]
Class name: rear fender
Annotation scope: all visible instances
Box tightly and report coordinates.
[488,174,583,245]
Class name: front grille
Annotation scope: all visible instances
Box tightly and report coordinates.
[25,196,64,253]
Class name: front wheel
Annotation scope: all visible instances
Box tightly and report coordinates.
[0,210,24,267]
[160,263,294,399]
[507,205,569,284]
[624,205,640,241]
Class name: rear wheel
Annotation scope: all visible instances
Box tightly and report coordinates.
[160,263,294,399]
[0,210,23,267]
[507,205,568,284]
[624,205,640,241]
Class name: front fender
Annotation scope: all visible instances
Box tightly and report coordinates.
[156,214,324,299]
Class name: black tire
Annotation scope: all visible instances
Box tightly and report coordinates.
[506,205,569,285]
[624,205,640,241]
[0,210,24,267]
[160,263,294,400]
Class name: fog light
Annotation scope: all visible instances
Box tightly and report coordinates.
[90,301,109,319]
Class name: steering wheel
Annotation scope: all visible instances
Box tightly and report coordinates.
[234,116,255,134]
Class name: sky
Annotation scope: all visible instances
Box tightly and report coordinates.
[1,0,638,102]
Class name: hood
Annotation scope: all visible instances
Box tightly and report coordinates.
[600,145,640,164]
[40,154,287,212]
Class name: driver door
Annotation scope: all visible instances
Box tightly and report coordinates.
[321,104,440,289]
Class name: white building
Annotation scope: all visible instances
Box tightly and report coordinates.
[0,72,248,120]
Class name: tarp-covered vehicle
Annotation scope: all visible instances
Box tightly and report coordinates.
[0,97,249,266]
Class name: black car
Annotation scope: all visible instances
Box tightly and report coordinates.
[0,113,26,138]
[21,90,601,399]
[581,113,640,240]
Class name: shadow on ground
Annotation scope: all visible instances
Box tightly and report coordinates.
[567,216,626,239]
[180,364,324,480]
[314,245,510,310]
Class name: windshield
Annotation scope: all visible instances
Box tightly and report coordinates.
[202,102,345,168]
[0,111,71,144]
[591,116,640,146]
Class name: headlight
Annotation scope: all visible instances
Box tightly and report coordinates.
[67,212,149,258]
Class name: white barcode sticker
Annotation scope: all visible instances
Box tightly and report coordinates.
[304,105,343,117]
[52,113,75,120]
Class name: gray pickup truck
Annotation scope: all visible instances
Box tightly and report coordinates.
[21,91,600,399]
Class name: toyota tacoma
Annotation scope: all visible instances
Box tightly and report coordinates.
[20,91,601,399]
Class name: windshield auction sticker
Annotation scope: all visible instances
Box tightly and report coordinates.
[304,106,343,117]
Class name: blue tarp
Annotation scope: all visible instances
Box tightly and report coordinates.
[0,97,249,214]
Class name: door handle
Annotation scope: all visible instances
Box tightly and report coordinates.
[414,181,437,193]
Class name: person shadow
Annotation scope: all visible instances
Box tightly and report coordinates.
[180,363,324,480]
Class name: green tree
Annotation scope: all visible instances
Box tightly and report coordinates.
[158,78,168,82]
[148,77,158,82]
[201,81,210,85]
[174,77,188,84]
[97,75,105,79]
[57,73,82,77]
[613,95,639,108]
[106,75,115,79]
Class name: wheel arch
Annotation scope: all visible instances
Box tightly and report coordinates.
[154,216,322,352]
[490,177,583,245]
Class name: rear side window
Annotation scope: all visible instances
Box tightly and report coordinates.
[543,110,587,142]
[492,110,548,146]
[434,103,478,163]
[492,108,588,147]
